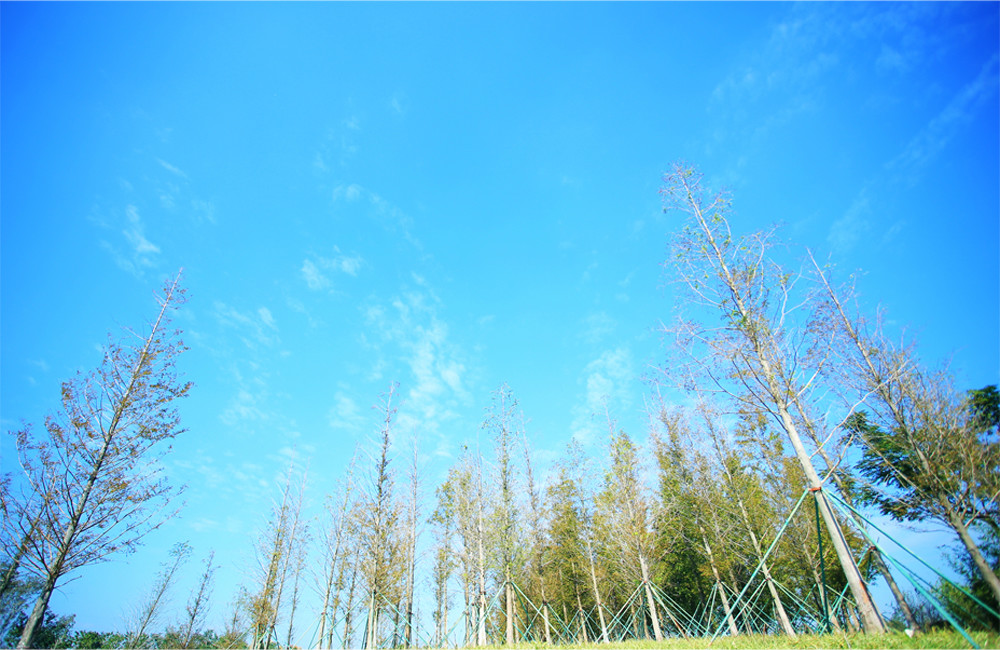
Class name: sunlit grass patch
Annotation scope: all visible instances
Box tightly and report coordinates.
[500,629,1000,650]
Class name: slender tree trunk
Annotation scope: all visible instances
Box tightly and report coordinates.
[700,527,739,636]
[675,176,886,634]
[802,547,843,633]
[18,567,61,650]
[775,404,884,632]
[540,582,552,645]
[846,606,861,633]
[365,592,378,650]
[476,495,487,647]
[795,393,919,633]
[638,554,663,641]
[343,564,358,650]
[712,443,796,639]
[586,542,609,643]
[505,571,515,646]
[19,449,102,650]
[948,508,1000,607]
[575,583,589,645]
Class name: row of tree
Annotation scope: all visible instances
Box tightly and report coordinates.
[2,165,997,648]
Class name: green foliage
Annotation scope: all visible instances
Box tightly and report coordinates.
[2,608,74,649]
[846,384,1000,529]
[0,563,43,641]
[933,532,1000,631]
[72,630,127,649]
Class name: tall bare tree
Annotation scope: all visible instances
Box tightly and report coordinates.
[176,550,216,649]
[659,166,885,632]
[125,541,192,648]
[316,453,359,650]
[4,272,192,649]
[819,267,1000,609]
[483,384,522,646]
[358,384,404,650]
[401,436,421,648]
[247,462,308,650]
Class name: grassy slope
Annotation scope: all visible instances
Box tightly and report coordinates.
[498,630,1000,650]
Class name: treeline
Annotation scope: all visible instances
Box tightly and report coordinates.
[2,165,998,649]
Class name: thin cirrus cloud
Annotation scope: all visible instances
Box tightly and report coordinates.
[100,204,161,277]
[301,247,365,291]
[829,53,998,254]
[358,283,469,459]
[886,53,999,186]
[213,302,280,351]
[569,346,635,447]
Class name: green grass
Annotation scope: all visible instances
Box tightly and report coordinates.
[492,629,1000,650]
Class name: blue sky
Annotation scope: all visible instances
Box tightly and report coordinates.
[2,1,998,642]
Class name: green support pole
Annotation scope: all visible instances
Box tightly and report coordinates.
[812,488,832,634]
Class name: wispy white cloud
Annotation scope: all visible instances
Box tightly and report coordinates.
[570,346,635,447]
[331,183,422,250]
[886,53,999,185]
[220,387,270,427]
[156,158,188,179]
[580,311,617,345]
[830,53,997,253]
[360,284,470,456]
[191,199,216,225]
[101,204,160,277]
[706,3,963,178]
[214,301,280,350]
[827,191,872,254]
[301,246,366,291]
[302,259,328,291]
[389,92,408,116]
[328,390,367,433]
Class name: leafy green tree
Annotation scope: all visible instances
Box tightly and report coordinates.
[3,608,74,649]
[845,383,1000,609]
[935,529,1000,631]
[0,564,41,644]
[652,412,712,620]
[72,630,126,649]
[544,466,588,634]
[594,428,666,640]
[428,476,456,647]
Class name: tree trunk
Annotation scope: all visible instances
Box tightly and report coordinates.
[638,554,663,641]
[700,528,739,636]
[775,404,885,633]
[18,437,104,649]
[794,393,920,633]
[575,581,589,645]
[948,508,1000,607]
[505,574,515,646]
[18,569,60,650]
[365,593,378,650]
[587,542,609,643]
[542,602,552,645]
